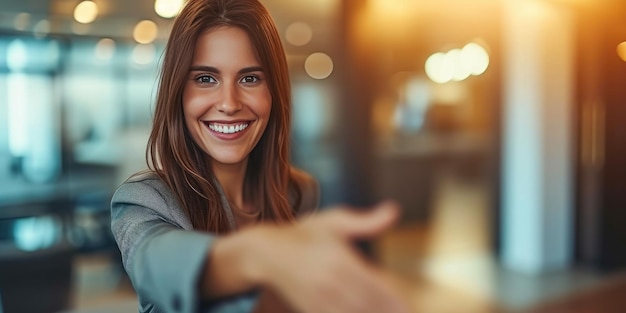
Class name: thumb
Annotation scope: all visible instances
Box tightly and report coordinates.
[323,201,400,240]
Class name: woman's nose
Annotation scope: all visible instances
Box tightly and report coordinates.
[217,83,242,114]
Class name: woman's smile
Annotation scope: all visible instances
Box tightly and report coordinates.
[203,120,254,139]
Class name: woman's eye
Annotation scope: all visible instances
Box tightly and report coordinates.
[240,75,259,84]
[196,75,216,84]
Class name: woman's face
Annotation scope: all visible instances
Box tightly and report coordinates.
[183,26,271,168]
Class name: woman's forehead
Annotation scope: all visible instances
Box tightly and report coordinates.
[191,26,261,65]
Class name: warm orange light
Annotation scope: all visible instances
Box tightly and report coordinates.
[365,0,413,38]
[617,41,626,62]
[368,0,411,20]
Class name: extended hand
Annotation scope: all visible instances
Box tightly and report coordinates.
[251,202,410,313]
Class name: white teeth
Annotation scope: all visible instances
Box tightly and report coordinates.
[208,122,249,134]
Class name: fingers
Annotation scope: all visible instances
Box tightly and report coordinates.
[320,201,401,240]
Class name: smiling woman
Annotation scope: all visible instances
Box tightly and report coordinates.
[109,0,411,313]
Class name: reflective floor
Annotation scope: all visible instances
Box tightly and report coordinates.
[374,171,626,313]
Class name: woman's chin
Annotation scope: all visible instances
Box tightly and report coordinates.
[210,155,249,168]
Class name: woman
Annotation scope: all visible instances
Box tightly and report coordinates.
[111,0,409,312]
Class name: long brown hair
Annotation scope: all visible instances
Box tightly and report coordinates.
[147,0,296,233]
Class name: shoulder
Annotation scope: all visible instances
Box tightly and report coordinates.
[113,170,173,206]
[112,170,191,229]
[124,170,163,185]
[289,167,320,216]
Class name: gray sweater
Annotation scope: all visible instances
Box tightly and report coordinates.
[110,170,319,313]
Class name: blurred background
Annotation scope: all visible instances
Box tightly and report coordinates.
[1,0,626,312]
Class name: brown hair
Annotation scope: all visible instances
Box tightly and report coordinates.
[147,0,297,233]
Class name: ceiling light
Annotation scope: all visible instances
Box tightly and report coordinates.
[155,0,185,18]
[74,1,98,24]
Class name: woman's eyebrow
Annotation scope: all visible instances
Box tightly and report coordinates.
[189,65,219,73]
[238,66,264,74]
[188,65,264,74]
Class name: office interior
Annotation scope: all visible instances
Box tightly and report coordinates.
[1,0,626,312]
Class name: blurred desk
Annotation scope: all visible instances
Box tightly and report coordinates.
[0,166,118,313]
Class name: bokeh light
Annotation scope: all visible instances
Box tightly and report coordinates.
[617,41,626,62]
[462,42,490,75]
[33,19,50,39]
[154,0,185,18]
[133,20,158,44]
[425,52,451,84]
[7,39,28,71]
[95,38,116,61]
[13,12,30,31]
[304,52,334,80]
[74,1,98,24]
[286,22,313,46]
[425,42,490,84]
[132,44,156,65]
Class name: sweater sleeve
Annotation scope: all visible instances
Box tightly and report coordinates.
[111,179,258,313]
